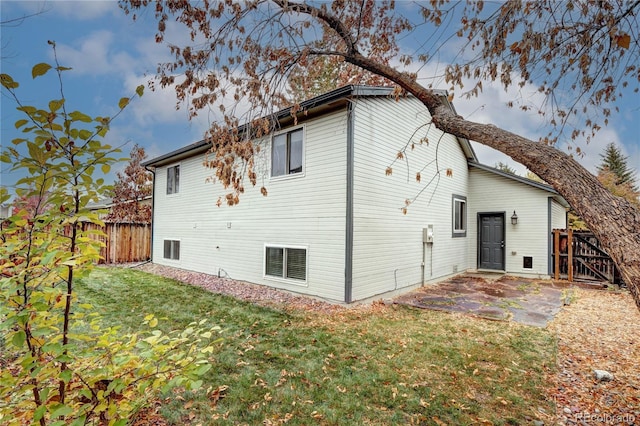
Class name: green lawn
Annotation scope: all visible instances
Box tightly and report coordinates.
[76,267,557,425]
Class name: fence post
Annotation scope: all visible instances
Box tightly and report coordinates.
[554,229,560,280]
[567,228,573,282]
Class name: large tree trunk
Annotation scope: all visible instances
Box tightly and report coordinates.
[431,105,640,312]
[346,52,640,311]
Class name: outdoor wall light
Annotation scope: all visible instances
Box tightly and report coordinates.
[511,210,518,225]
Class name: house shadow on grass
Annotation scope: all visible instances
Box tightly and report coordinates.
[394,275,584,327]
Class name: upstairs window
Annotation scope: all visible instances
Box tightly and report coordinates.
[167,165,180,194]
[452,194,467,237]
[265,246,307,281]
[271,128,303,177]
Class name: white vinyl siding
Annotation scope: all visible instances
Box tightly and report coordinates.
[350,96,470,301]
[468,168,566,277]
[151,110,347,302]
[150,91,563,303]
[551,199,568,230]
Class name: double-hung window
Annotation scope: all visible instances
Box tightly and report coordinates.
[167,165,180,194]
[163,240,180,260]
[271,128,303,177]
[452,194,467,237]
[265,246,307,282]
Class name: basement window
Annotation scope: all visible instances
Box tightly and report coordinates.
[265,245,307,282]
[163,240,180,260]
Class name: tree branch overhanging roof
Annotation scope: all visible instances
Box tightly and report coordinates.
[143,85,477,167]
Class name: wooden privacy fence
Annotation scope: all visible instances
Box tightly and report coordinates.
[81,222,151,264]
[552,229,622,285]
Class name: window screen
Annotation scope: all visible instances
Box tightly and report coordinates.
[265,246,306,281]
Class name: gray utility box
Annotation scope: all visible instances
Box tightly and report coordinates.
[423,225,434,244]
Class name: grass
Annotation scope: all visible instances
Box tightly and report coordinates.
[76,266,558,425]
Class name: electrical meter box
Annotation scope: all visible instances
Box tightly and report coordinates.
[423,225,434,244]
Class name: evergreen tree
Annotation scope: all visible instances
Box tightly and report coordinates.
[494,161,518,175]
[598,143,637,190]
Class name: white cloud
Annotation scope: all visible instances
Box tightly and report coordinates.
[460,82,622,175]
[122,74,190,125]
[404,57,626,176]
[405,60,541,172]
[55,30,116,75]
[48,0,116,20]
[451,79,550,174]
[6,1,117,21]
[52,16,175,78]
[559,128,622,174]
[130,16,211,71]
[469,143,528,175]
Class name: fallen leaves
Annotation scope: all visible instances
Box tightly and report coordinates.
[130,400,168,426]
[131,264,580,424]
[209,384,228,405]
[432,416,447,426]
[546,288,640,423]
[310,410,323,419]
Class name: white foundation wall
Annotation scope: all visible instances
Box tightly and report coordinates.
[151,110,349,302]
[350,96,471,301]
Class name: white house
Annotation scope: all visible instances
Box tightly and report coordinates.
[0,204,10,220]
[144,86,568,303]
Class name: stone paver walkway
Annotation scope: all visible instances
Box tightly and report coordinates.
[394,275,578,327]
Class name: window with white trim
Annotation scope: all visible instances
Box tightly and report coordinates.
[265,246,307,281]
[163,240,180,260]
[167,165,180,194]
[452,195,467,237]
[271,128,303,177]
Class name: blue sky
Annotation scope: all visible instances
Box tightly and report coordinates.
[1,1,212,194]
[2,1,639,197]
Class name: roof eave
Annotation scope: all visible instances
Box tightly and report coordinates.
[142,140,211,168]
[143,85,477,166]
